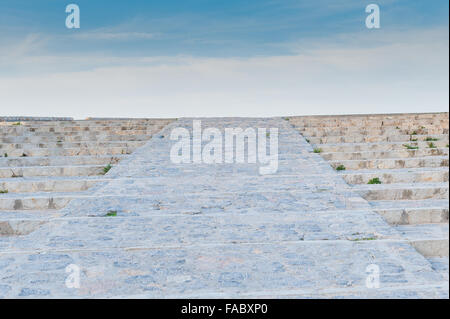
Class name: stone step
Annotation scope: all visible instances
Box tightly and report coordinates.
[0,209,398,246]
[308,134,448,144]
[301,128,449,137]
[0,141,145,151]
[0,134,153,143]
[330,156,449,170]
[322,148,448,161]
[0,126,167,135]
[353,183,449,201]
[1,118,170,125]
[289,114,449,127]
[0,187,366,212]
[317,141,449,153]
[0,155,126,167]
[0,165,107,178]
[396,224,449,257]
[340,167,449,184]
[0,239,447,298]
[1,146,135,157]
[369,199,449,225]
[0,177,104,193]
[291,120,449,130]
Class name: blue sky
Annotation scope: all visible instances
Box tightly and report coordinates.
[0,0,448,118]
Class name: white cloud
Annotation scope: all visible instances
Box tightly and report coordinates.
[0,28,448,118]
[72,31,158,40]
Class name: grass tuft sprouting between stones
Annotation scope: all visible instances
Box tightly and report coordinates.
[102,164,112,175]
[104,210,117,217]
[403,144,419,150]
[368,177,382,184]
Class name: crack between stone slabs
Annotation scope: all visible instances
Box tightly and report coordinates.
[7,187,353,199]
[0,238,420,256]
[3,208,385,220]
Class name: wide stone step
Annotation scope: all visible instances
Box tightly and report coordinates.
[301,128,449,137]
[0,155,126,167]
[0,126,167,135]
[0,238,446,298]
[369,199,449,225]
[330,156,449,170]
[290,119,449,129]
[0,141,145,151]
[0,176,105,193]
[396,224,449,257]
[0,134,152,143]
[322,148,448,161]
[0,188,367,214]
[340,167,449,184]
[0,165,107,178]
[1,146,135,157]
[317,141,449,153]
[353,183,449,201]
[308,134,448,144]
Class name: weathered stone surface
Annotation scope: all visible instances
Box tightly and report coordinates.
[290,112,449,261]
[0,115,448,298]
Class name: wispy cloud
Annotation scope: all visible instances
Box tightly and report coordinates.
[72,31,159,40]
[0,27,447,118]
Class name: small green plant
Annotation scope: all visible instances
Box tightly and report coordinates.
[266,132,270,137]
[410,131,418,135]
[425,137,438,142]
[102,164,112,174]
[12,122,21,126]
[313,148,322,153]
[410,138,418,142]
[428,142,437,148]
[0,189,8,194]
[368,177,382,184]
[447,144,449,148]
[21,153,28,157]
[305,139,310,143]
[350,237,377,242]
[336,164,346,171]
[403,144,419,150]
[104,210,117,217]
[3,153,7,158]
[282,117,290,121]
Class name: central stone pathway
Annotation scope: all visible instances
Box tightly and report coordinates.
[0,118,447,298]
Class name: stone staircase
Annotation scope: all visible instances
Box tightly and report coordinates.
[288,113,449,272]
[0,116,448,298]
[0,118,172,232]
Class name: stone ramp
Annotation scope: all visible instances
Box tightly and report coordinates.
[0,117,447,298]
